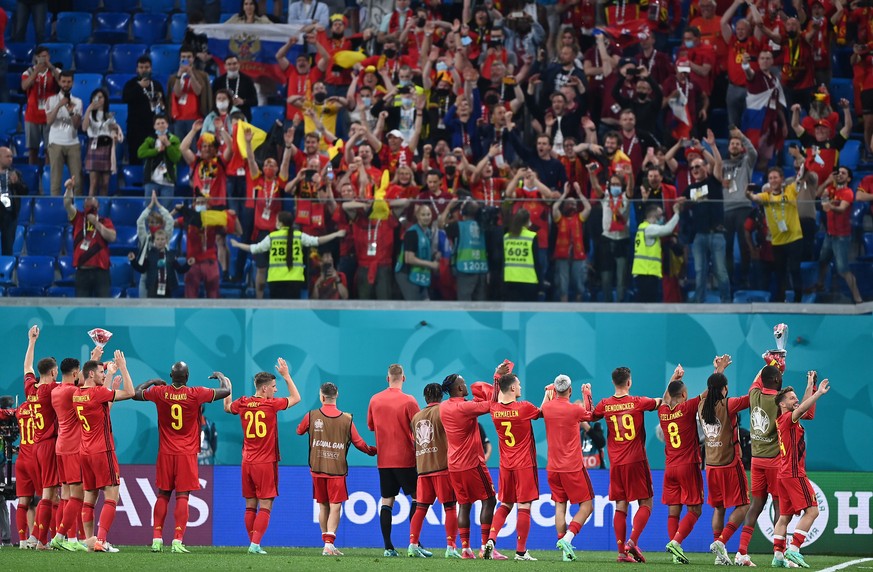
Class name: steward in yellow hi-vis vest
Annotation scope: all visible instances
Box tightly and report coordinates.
[502,208,538,302]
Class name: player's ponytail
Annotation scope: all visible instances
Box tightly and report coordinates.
[701,372,728,425]
[441,374,459,395]
[277,212,295,270]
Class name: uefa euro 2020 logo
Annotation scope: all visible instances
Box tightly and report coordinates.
[751,406,770,435]
[415,419,434,447]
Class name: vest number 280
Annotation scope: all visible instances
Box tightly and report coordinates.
[244,410,267,438]
[609,414,636,441]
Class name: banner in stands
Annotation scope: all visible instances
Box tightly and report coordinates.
[190,23,305,83]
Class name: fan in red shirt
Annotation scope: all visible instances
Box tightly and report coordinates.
[541,375,594,562]
[591,366,660,563]
[659,365,704,564]
[134,362,230,553]
[73,350,135,552]
[276,41,325,121]
[367,364,421,557]
[772,375,830,568]
[483,372,545,562]
[818,166,863,303]
[226,358,301,555]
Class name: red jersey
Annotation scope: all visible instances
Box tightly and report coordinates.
[230,396,290,464]
[284,66,323,120]
[15,403,37,456]
[144,385,216,455]
[248,173,287,234]
[542,396,592,472]
[52,383,81,455]
[352,214,398,271]
[439,397,491,470]
[825,186,853,237]
[25,372,37,397]
[30,382,58,442]
[593,394,658,466]
[22,68,58,124]
[490,400,540,470]
[658,396,702,466]
[72,385,116,453]
[170,76,201,120]
[191,157,227,207]
[367,387,419,468]
[726,35,760,87]
[72,211,115,270]
[776,410,806,478]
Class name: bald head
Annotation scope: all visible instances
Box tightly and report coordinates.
[171,361,189,386]
[0,146,12,168]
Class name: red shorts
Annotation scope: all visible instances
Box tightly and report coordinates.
[242,462,278,499]
[751,456,781,499]
[548,469,594,504]
[608,459,654,502]
[35,439,59,488]
[497,466,539,504]
[706,460,749,508]
[57,452,82,485]
[448,465,495,505]
[416,471,455,505]
[81,450,120,491]
[778,476,816,516]
[156,453,200,492]
[312,474,347,504]
[662,462,704,506]
[15,452,40,496]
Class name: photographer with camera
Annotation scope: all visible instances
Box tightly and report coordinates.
[311,248,348,300]
[46,71,83,196]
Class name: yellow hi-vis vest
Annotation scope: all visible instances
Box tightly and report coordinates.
[632,221,662,278]
[267,229,304,282]
[503,228,537,284]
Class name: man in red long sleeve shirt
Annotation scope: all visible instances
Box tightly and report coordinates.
[297,382,376,556]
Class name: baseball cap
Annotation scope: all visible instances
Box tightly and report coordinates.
[553,374,571,392]
[814,119,830,128]
[387,129,404,139]
[676,58,691,73]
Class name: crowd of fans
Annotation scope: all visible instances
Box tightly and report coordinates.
[1,0,873,302]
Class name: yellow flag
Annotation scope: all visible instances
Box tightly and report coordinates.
[235,120,267,160]
[370,169,391,220]
[333,50,367,69]
[327,139,344,162]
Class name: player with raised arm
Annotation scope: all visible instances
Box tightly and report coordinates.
[771,374,830,569]
[659,364,705,564]
[591,366,661,563]
[73,350,135,552]
[483,371,546,562]
[297,382,376,556]
[408,383,460,558]
[134,361,231,553]
[225,358,300,555]
[367,364,421,557]
[699,355,751,565]
[541,374,595,562]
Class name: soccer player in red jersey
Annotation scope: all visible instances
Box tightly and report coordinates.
[591,366,661,563]
[367,363,421,557]
[483,372,545,562]
[73,350,135,552]
[439,362,510,559]
[658,364,704,564]
[225,358,300,555]
[135,361,231,553]
[297,382,376,556]
[772,374,830,569]
[3,402,39,548]
[541,374,595,562]
[698,355,751,565]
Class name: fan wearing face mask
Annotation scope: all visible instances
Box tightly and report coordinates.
[212,55,258,120]
[167,47,213,139]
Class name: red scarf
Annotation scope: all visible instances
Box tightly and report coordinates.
[555,214,587,260]
[608,194,627,232]
[389,9,413,34]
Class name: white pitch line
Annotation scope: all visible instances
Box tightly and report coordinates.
[817,558,873,572]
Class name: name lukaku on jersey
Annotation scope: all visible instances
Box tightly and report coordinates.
[166,393,189,401]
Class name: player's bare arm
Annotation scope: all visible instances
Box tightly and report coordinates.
[212,371,232,401]
[112,350,136,402]
[223,377,234,414]
[133,378,167,401]
[275,358,301,408]
[662,364,684,403]
[713,354,732,374]
[791,376,829,422]
[24,325,39,376]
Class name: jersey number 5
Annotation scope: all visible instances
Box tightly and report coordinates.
[76,405,91,432]
[610,414,636,442]
[500,421,515,447]
[244,410,267,439]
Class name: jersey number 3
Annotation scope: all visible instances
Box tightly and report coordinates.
[500,421,516,447]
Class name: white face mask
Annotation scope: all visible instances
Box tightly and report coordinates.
[226,70,239,79]
[216,100,229,111]
[195,204,207,212]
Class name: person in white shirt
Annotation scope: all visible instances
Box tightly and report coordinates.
[287,0,329,28]
[46,71,83,196]
[82,88,124,197]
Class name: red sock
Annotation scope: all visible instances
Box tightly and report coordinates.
[630,505,651,544]
[77,511,85,540]
[58,497,83,537]
[251,508,271,545]
[459,527,471,548]
[173,496,189,541]
[16,504,28,541]
[568,520,582,535]
[668,515,680,540]
[245,507,257,541]
[489,504,511,543]
[738,525,755,555]
[53,500,64,536]
[444,505,458,548]
[35,499,51,544]
[714,530,722,541]
[774,535,786,554]
[153,493,169,539]
[719,521,739,544]
[791,530,806,550]
[614,509,627,554]
[674,512,699,544]
[82,502,94,538]
[515,508,531,554]
[97,499,117,542]
[323,532,335,545]
[409,504,427,545]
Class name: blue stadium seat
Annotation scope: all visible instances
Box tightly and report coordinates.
[41,165,71,196]
[56,12,93,45]
[105,73,135,101]
[109,255,133,287]
[17,197,32,225]
[0,102,20,143]
[249,105,284,132]
[861,233,873,261]
[74,44,112,74]
[7,43,34,68]
[831,47,854,79]
[149,44,182,78]
[62,225,73,254]
[840,140,860,171]
[122,165,144,189]
[126,286,139,298]
[25,224,64,256]
[13,255,56,293]
[733,290,772,303]
[17,11,53,45]
[41,43,74,71]
[110,44,148,74]
[111,103,128,133]
[169,13,189,44]
[133,13,168,44]
[0,255,16,286]
[851,201,868,231]
[220,0,237,12]
[71,73,105,103]
[102,0,138,10]
[13,225,24,254]
[220,12,236,22]
[94,13,131,44]
[141,0,176,13]
[175,162,190,195]
[56,255,75,285]
[46,285,76,297]
[32,197,71,226]
[109,225,138,256]
[848,262,873,298]
[74,0,102,11]
[109,198,146,226]
[830,78,853,109]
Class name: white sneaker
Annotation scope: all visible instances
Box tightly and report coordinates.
[735,552,757,567]
[711,541,731,566]
[104,542,120,553]
[514,551,537,561]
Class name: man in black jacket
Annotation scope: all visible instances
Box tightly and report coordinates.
[0,146,28,255]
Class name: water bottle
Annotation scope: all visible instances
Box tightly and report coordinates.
[326,163,334,181]
[648,0,660,22]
